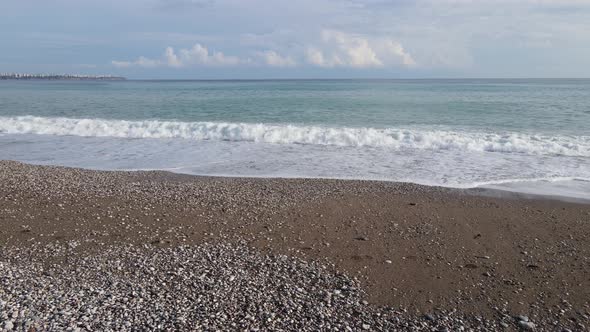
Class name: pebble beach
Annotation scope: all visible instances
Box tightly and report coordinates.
[1,160,589,331]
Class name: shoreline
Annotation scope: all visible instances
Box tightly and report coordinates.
[125,167,590,204]
[93,171,590,205]
[1,160,589,330]
[5,159,590,205]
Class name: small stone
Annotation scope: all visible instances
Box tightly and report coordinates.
[424,313,435,321]
[385,260,392,264]
[518,320,536,330]
[362,323,370,330]
[3,321,14,330]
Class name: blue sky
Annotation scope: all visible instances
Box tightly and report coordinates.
[1,0,590,79]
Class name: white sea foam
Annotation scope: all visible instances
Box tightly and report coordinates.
[1,116,589,157]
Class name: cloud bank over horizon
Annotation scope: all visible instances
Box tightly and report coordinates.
[2,0,590,78]
[112,30,415,70]
[112,44,243,68]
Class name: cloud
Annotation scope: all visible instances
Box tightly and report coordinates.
[176,44,241,66]
[257,50,296,67]
[375,39,416,67]
[112,33,415,70]
[164,47,182,67]
[305,30,415,68]
[112,43,241,68]
[112,56,159,68]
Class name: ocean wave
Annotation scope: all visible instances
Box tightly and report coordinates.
[1,116,589,156]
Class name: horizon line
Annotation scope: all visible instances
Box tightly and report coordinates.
[127,77,590,81]
[4,76,590,81]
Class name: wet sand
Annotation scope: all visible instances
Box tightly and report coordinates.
[1,160,589,330]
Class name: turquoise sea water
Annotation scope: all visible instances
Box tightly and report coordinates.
[1,79,589,198]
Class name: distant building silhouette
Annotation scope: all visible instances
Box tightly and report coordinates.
[0,73,126,80]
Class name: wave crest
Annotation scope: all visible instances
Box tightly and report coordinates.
[1,116,588,156]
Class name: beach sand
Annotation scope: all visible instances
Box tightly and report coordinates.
[1,160,589,331]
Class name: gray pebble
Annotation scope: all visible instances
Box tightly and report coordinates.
[518,320,536,330]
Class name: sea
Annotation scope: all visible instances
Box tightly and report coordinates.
[1,79,589,200]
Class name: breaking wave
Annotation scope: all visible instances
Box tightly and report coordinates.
[1,116,589,157]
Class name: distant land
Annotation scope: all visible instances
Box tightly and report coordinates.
[0,73,126,81]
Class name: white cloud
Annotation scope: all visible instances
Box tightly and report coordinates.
[375,39,416,66]
[305,30,415,68]
[305,48,331,67]
[339,0,590,71]
[112,56,159,68]
[258,50,296,67]
[112,43,241,68]
[164,47,182,67]
[177,44,241,66]
[113,34,415,70]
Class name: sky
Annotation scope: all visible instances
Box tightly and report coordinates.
[1,0,590,79]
